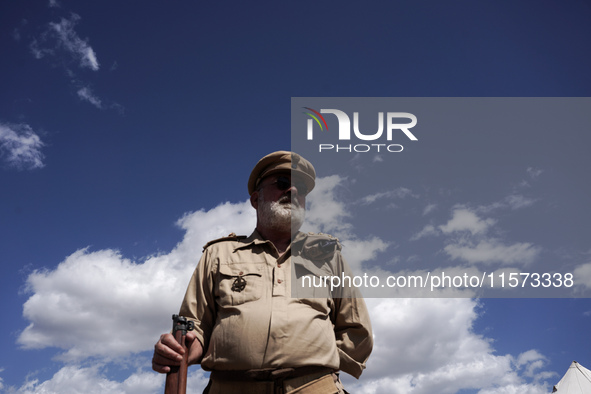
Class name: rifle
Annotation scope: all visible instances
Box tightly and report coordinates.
[164,314,195,394]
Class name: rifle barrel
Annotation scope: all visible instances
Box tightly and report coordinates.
[164,315,192,394]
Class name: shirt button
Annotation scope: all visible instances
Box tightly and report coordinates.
[239,271,244,275]
[277,279,283,284]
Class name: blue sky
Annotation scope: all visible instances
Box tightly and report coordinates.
[1,1,591,393]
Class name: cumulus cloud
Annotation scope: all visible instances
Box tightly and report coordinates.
[15,176,554,393]
[515,350,548,378]
[409,207,541,265]
[439,208,496,235]
[304,175,352,235]
[6,366,209,394]
[444,239,540,265]
[304,176,391,271]
[0,122,45,169]
[477,383,549,394]
[573,262,591,292]
[340,237,389,273]
[18,201,256,361]
[341,298,553,394]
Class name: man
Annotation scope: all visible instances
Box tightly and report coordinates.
[153,151,373,393]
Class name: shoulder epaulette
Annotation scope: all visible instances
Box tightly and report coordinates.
[306,232,340,242]
[304,232,342,251]
[202,232,247,251]
[296,232,342,261]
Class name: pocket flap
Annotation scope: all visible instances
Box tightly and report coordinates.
[218,263,264,277]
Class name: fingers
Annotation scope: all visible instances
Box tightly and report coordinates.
[152,333,184,373]
[161,332,185,354]
[152,360,172,374]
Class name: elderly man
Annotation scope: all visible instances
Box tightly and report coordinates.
[153,151,373,394]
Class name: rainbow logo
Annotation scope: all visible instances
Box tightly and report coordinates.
[302,107,329,131]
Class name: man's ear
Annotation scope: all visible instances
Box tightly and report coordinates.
[250,191,259,209]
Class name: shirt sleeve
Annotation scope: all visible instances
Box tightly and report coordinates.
[179,248,217,354]
[330,254,374,379]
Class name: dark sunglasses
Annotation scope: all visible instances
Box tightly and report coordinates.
[264,176,308,195]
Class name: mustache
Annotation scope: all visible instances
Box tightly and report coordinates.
[278,195,302,208]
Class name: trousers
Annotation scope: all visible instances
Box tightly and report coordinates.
[203,370,348,394]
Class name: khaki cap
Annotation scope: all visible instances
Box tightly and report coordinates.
[248,151,316,195]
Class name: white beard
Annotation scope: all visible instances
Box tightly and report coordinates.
[258,194,305,233]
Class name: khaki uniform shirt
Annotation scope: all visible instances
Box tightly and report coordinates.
[179,230,373,378]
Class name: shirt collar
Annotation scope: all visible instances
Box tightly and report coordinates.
[233,229,305,253]
[232,229,270,251]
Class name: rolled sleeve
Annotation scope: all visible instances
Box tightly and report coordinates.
[333,295,373,378]
[179,249,216,353]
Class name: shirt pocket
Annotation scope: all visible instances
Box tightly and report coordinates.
[216,262,265,306]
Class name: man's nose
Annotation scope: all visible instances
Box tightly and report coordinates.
[286,184,301,196]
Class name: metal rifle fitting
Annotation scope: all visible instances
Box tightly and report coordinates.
[172,314,195,336]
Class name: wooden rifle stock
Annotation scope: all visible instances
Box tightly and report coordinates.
[165,315,194,394]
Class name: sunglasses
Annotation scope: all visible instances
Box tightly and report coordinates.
[262,176,308,196]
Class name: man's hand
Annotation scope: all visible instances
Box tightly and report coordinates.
[152,331,203,373]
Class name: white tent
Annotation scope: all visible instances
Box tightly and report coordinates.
[553,361,591,393]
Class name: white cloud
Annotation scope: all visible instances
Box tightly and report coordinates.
[515,350,548,378]
[29,39,52,59]
[439,208,496,235]
[526,167,543,179]
[573,262,591,292]
[27,13,121,111]
[341,236,389,273]
[6,365,209,394]
[444,239,540,265]
[341,298,553,394]
[18,200,256,361]
[48,14,99,71]
[304,176,391,272]
[422,203,437,216]
[359,187,417,205]
[479,194,536,212]
[410,224,437,241]
[304,175,352,236]
[15,178,555,393]
[77,86,102,108]
[410,206,542,266]
[0,122,45,169]
[477,383,549,394]
[504,194,535,210]
[516,349,544,367]
[30,14,99,71]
